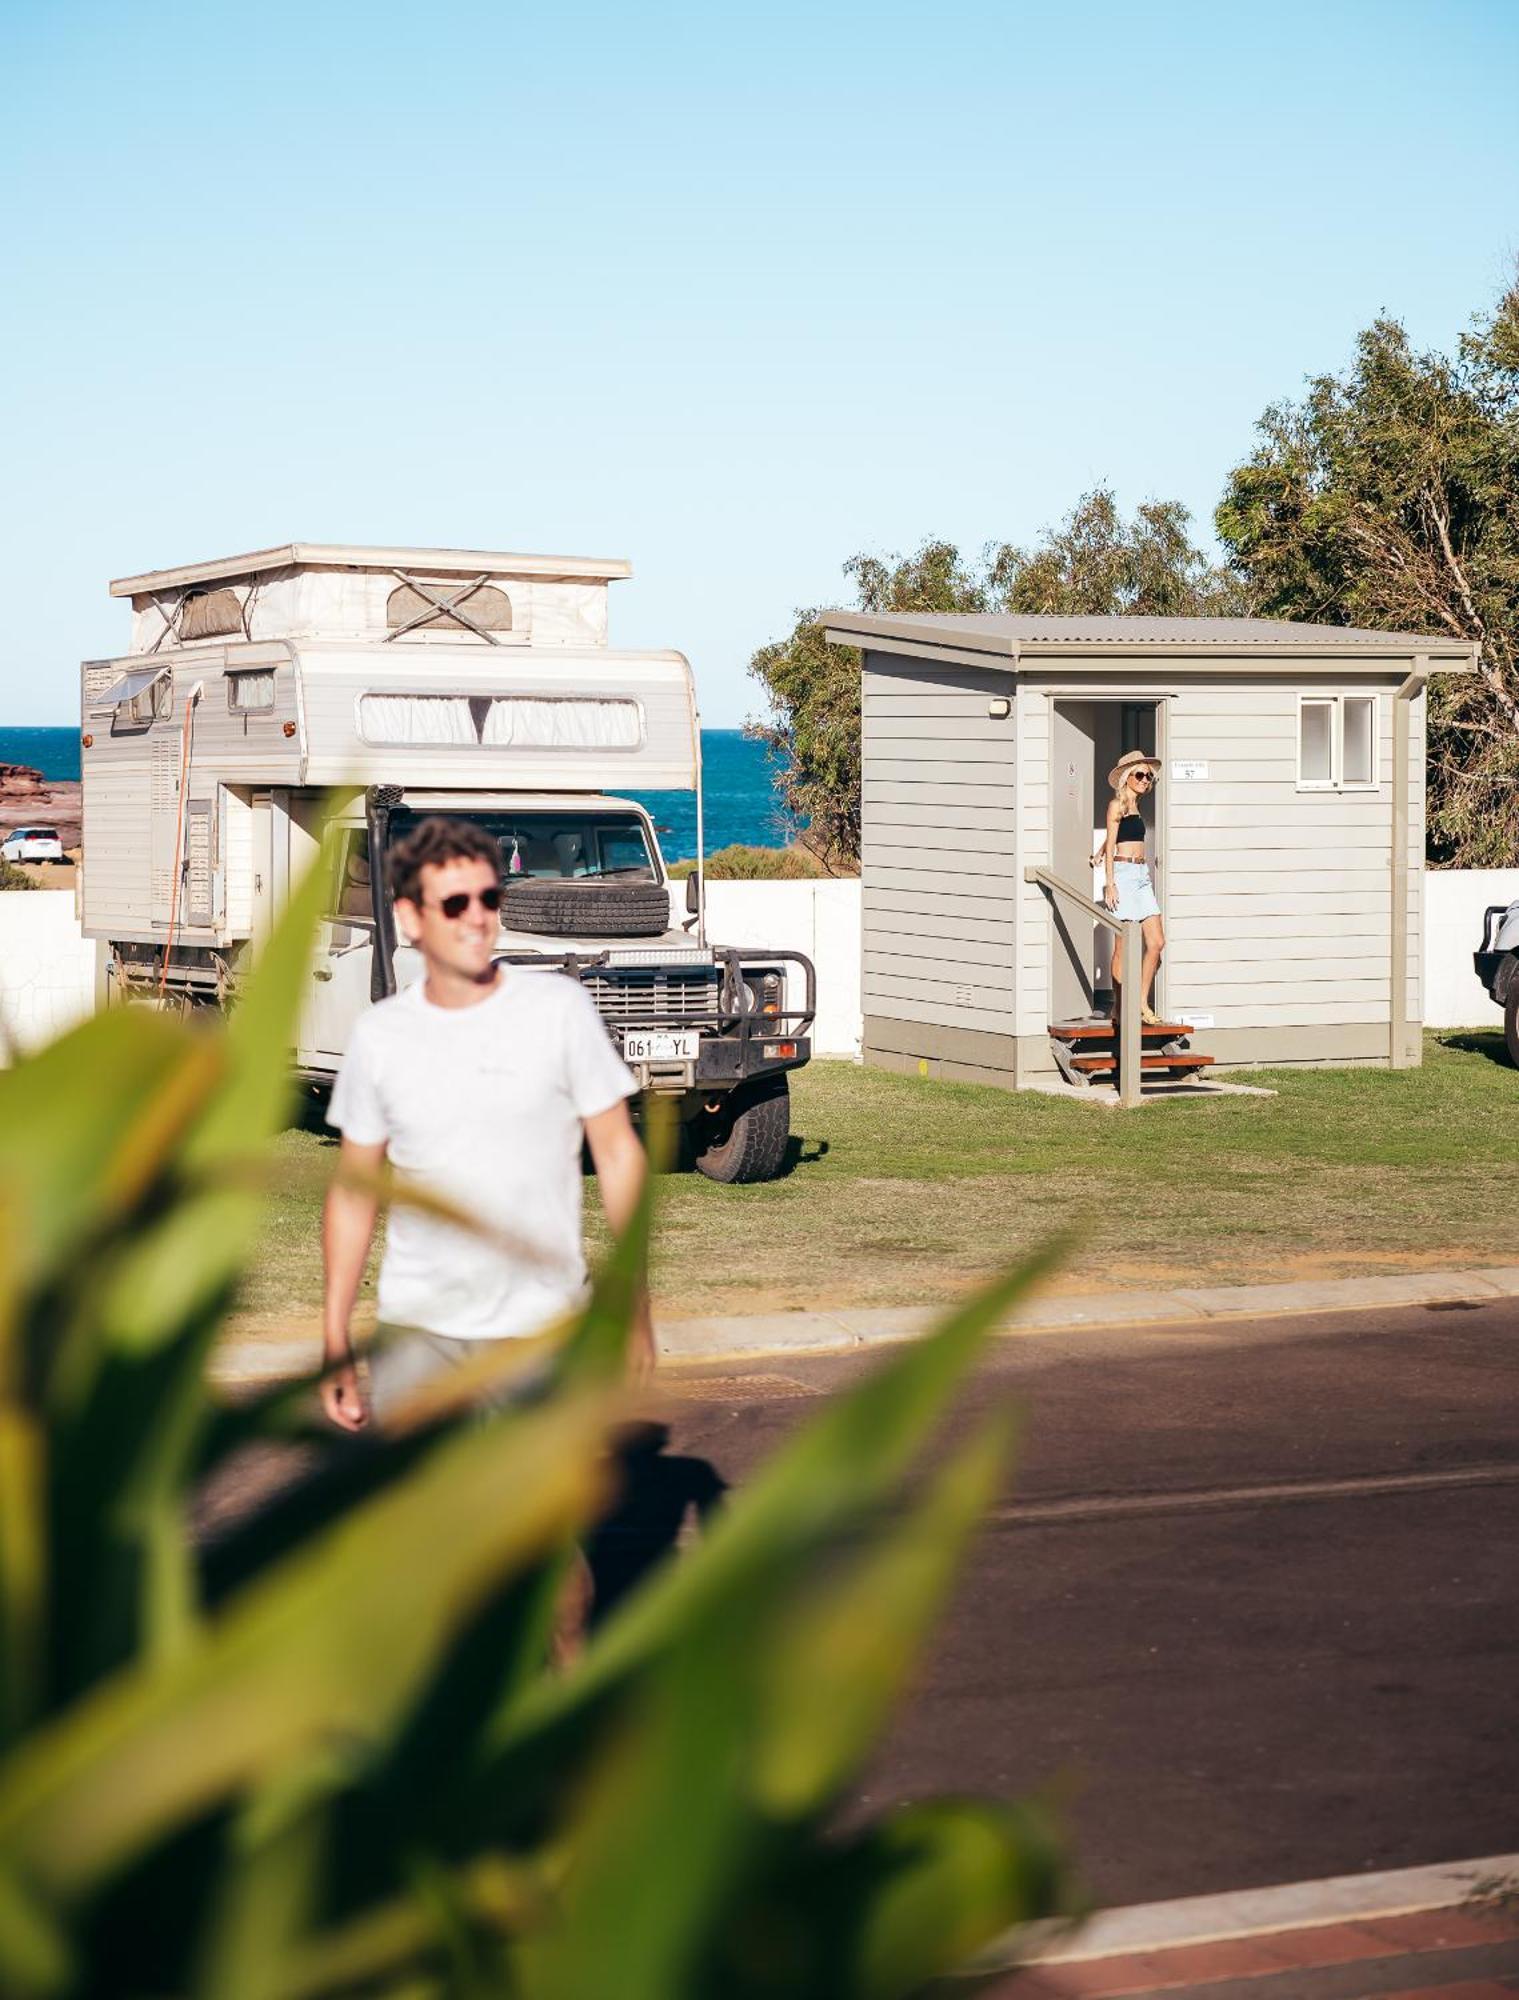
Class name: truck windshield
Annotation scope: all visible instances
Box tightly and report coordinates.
[386,810,658,884]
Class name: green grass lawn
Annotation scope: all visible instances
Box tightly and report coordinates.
[235,1028,1519,1342]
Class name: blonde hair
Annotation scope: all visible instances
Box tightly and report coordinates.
[1115,773,1142,815]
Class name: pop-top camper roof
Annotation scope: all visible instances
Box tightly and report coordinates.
[90,544,700,790]
[110,544,633,595]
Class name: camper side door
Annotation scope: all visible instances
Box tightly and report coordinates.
[298,827,379,1070]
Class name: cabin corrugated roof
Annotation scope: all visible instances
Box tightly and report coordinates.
[821,610,1476,662]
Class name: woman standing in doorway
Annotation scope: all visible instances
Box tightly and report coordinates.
[1101,748,1165,1025]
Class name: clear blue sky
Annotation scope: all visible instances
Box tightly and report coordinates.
[3,0,1516,725]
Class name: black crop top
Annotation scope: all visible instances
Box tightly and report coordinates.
[1116,813,1146,844]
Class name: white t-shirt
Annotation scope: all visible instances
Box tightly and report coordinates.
[327,969,636,1341]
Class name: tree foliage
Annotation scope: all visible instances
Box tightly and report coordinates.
[1217,282,1519,863]
[748,492,1239,868]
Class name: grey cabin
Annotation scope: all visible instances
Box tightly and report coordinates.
[822,612,1475,1092]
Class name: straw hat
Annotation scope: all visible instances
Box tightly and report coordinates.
[1108,748,1162,792]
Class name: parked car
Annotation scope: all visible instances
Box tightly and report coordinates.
[1474,899,1519,1064]
[1,825,64,864]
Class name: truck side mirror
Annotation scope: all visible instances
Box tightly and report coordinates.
[685,871,701,914]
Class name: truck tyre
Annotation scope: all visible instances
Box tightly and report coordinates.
[500,879,670,939]
[693,1074,791,1184]
[1506,983,1519,1068]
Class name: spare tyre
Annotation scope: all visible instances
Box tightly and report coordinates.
[500,878,671,939]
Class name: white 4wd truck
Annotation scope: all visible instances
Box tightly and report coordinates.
[1475,898,1519,1066]
[80,543,814,1182]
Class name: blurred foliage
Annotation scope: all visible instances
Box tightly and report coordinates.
[0,863,1070,1996]
[747,491,1236,869]
[0,856,41,891]
[668,844,837,881]
[1218,278,1519,865]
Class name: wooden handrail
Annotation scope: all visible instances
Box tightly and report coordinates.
[1024,864,1144,1109]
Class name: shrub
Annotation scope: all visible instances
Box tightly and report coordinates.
[0,854,39,890]
[669,844,841,881]
[0,863,1068,1997]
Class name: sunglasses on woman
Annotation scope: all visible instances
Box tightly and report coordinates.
[424,886,503,918]
[1133,771,1155,786]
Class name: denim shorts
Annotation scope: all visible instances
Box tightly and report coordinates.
[1113,861,1161,922]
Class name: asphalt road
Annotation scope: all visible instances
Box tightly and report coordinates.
[646,1297,1519,1910]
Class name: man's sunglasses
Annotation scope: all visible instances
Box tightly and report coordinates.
[425,886,502,918]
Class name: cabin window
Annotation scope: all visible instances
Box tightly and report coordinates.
[386,581,513,636]
[481,697,643,750]
[1342,695,1377,788]
[1298,694,1379,791]
[227,669,275,713]
[180,588,244,640]
[358,694,477,744]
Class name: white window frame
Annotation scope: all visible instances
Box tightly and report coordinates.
[227,669,276,714]
[1296,692,1381,793]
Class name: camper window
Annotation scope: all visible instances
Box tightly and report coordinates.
[482,697,642,750]
[227,670,275,713]
[359,695,477,745]
[104,666,171,731]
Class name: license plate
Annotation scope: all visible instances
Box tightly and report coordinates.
[622,1030,700,1062]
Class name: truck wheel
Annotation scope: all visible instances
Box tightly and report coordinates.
[693,1075,791,1184]
[1506,985,1519,1068]
[500,879,671,939]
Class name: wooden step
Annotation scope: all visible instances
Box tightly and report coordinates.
[1071,1052,1216,1075]
[1049,1020,1194,1043]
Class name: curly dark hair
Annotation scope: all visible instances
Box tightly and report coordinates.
[387,816,503,906]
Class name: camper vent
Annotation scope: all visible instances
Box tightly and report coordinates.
[386,581,513,638]
[180,588,244,640]
[357,694,643,751]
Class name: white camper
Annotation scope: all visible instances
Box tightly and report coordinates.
[80,544,813,1181]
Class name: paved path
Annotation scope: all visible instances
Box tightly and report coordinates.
[645,1296,1519,1910]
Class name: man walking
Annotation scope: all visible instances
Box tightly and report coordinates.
[321,814,652,1431]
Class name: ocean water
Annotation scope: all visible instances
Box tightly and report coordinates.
[0,724,797,863]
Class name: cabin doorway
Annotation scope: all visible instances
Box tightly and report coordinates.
[1050,699,1163,1022]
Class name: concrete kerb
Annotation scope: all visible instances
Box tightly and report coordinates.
[993,1851,1519,1971]
[211,1264,1519,1386]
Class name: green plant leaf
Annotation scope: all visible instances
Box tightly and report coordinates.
[711,1798,1069,2000]
[500,1238,1066,1752]
[0,1388,614,1900]
[753,1413,1013,1818]
[0,1011,221,1298]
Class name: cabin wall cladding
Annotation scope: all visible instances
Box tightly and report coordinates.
[1143,677,1418,1037]
[861,652,1019,1082]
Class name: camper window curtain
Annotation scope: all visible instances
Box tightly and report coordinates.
[359,695,477,745]
[481,698,643,749]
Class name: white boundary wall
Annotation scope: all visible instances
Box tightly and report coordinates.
[3,870,1512,1067]
[0,893,103,1058]
[1424,869,1519,1030]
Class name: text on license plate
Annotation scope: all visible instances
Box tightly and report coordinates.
[622,1030,700,1063]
